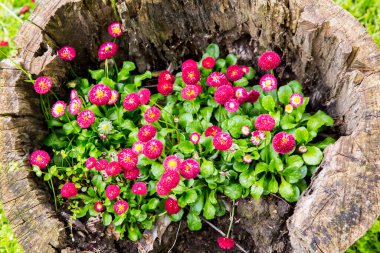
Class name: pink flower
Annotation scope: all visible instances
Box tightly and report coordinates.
[85,157,97,169]
[226,65,244,81]
[164,197,181,214]
[157,81,173,96]
[206,72,228,87]
[181,85,199,100]
[77,110,95,128]
[243,154,253,164]
[234,87,248,103]
[0,40,9,47]
[214,85,234,104]
[156,181,171,196]
[107,90,119,105]
[132,182,148,195]
[123,93,140,111]
[217,237,235,250]
[51,101,67,118]
[30,150,50,169]
[132,141,145,155]
[58,46,76,61]
[251,130,266,145]
[194,83,203,95]
[108,22,123,37]
[70,90,78,99]
[19,4,29,15]
[258,51,281,71]
[163,155,182,171]
[61,182,77,198]
[160,170,180,189]
[158,70,175,83]
[68,98,82,115]
[144,106,161,123]
[241,126,250,136]
[95,159,108,171]
[224,98,239,113]
[98,42,118,60]
[259,74,277,91]
[290,93,304,107]
[118,148,138,170]
[114,200,129,215]
[180,159,200,179]
[241,66,250,74]
[138,88,151,105]
[124,167,140,180]
[213,132,233,151]
[202,56,216,69]
[254,114,276,131]
[34,76,52,94]
[94,201,104,212]
[190,132,201,144]
[205,125,221,137]
[105,185,120,200]
[138,125,157,142]
[89,84,111,106]
[143,139,164,159]
[106,161,122,176]
[182,67,200,85]
[246,90,260,103]
[181,59,198,70]
[272,132,296,154]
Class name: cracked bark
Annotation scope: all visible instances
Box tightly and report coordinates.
[0,0,379,252]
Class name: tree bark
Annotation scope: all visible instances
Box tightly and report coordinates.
[0,0,379,252]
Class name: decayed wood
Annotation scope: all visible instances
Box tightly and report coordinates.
[1,0,379,252]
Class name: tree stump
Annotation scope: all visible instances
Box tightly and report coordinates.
[0,0,379,252]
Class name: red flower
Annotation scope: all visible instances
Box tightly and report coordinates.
[105,185,120,200]
[181,85,199,100]
[19,4,29,15]
[118,148,138,170]
[205,125,222,137]
[213,132,233,151]
[138,88,151,105]
[107,90,119,105]
[138,125,157,142]
[234,87,248,103]
[194,83,203,95]
[124,167,140,180]
[182,67,200,85]
[98,42,118,60]
[258,51,281,71]
[160,170,180,189]
[123,93,140,111]
[131,182,148,195]
[259,74,277,91]
[202,56,216,69]
[95,159,108,171]
[206,72,228,87]
[246,90,260,103]
[156,181,171,196]
[51,101,67,118]
[143,139,163,159]
[114,200,129,215]
[61,182,77,198]
[164,197,181,215]
[180,159,200,179]
[217,237,235,250]
[144,106,161,123]
[190,132,201,144]
[181,59,198,70]
[30,150,50,169]
[58,46,76,61]
[34,76,52,94]
[85,157,97,169]
[157,81,173,96]
[254,114,275,131]
[89,84,112,105]
[0,40,9,47]
[224,98,239,113]
[94,201,104,212]
[214,85,234,104]
[226,65,244,81]
[272,132,296,154]
[77,110,95,128]
[163,155,182,171]
[158,70,175,83]
[108,22,123,37]
[106,161,122,176]
[132,141,145,155]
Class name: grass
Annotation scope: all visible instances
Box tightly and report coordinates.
[0,0,379,252]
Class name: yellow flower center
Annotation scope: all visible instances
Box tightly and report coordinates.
[96,89,105,98]
[112,26,121,34]
[117,204,125,212]
[168,160,177,168]
[264,79,273,88]
[292,96,301,104]
[36,155,42,161]
[134,144,143,152]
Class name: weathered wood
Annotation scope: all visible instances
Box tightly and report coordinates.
[0,0,379,252]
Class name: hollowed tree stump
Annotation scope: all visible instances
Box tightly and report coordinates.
[0,0,379,252]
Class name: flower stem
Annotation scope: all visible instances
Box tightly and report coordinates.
[226,200,235,238]
[105,59,109,78]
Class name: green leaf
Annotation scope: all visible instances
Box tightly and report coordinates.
[282,165,307,183]
[233,161,249,172]
[169,209,184,222]
[200,160,215,178]
[287,80,302,94]
[250,177,265,199]
[187,212,202,231]
[46,119,63,128]
[278,85,293,105]
[200,107,213,122]
[147,198,160,210]
[183,101,200,114]
[87,104,104,117]
[134,71,152,88]
[254,162,268,176]
[268,176,279,193]
[89,69,105,81]
[43,133,67,149]
[302,146,323,165]
[286,155,304,169]
[234,77,249,87]
[307,110,334,132]
[203,198,216,220]
[62,121,80,135]
[279,177,300,202]
[179,113,193,128]
[224,184,243,200]
[117,61,136,82]
[280,114,297,130]
[215,59,226,69]
[262,95,276,112]
[295,127,309,144]
[227,115,252,138]
[178,141,195,154]
[151,162,165,179]
[127,223,141,241]
[205,44,220,59]
[244,67,256,80]
[114,214,125,226]
[190,193,205,215]
[225,54,237,66]
[313,137,336,150]
[102,212,112,226]
[239,170,255,188]
[100,77,116,89]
